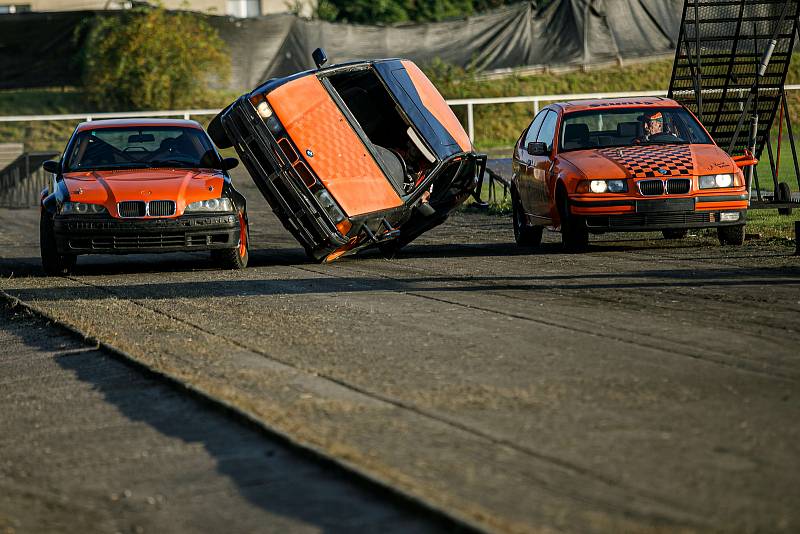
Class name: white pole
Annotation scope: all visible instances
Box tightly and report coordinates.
[467,102,475,142]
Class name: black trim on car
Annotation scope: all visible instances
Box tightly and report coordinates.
[696,194,750,202]
[584,210,746,232]
[569,199,635,208]
[53,213,240,255]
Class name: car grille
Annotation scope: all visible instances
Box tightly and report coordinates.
[118,201,146,218]
[638,180,664,196]
[117,200,176,217]
[587,211,714,228]
[148,200,176,217]
[67,232,233,251]
[666,178,691,194]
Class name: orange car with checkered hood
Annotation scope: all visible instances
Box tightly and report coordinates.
[208,49,486,262]
[511,97,757,251]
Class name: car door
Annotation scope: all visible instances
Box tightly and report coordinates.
[514,110,547,215]
[530,110,558,220]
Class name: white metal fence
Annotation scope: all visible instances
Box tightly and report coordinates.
[2,86,800,143]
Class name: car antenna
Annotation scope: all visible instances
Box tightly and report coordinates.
[312,48,328,69]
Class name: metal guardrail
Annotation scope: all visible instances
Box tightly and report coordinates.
[2,86,800,142]
[0,152,58,208]
[2,86,800,209]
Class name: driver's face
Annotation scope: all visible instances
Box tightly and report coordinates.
[645,119,663,135]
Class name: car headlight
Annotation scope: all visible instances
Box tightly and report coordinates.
[313,188,346,223]
[60,202,106,215]
[699,173,734,189]
[585,179,627,193]
[250,93,274,119]
[589,180,607,193]
[185,198,233,212]
[607,180,626,193]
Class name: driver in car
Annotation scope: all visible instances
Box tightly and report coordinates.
[639,111,664,142]
[636,111,680,143]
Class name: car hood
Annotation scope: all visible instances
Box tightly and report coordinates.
[559,144,736,180]
[61,168,226,217]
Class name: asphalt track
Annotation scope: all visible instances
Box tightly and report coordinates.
[1,172,799,533]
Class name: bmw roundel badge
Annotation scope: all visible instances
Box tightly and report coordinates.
[657,168,669,175]
[306,149,314,158]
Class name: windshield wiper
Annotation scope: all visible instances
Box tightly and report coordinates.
[73,162,153,171]
[640,139,690,145]
[148,159,197,168]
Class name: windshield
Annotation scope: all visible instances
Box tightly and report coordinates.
[65,126,220,172]
[559,107,713,152]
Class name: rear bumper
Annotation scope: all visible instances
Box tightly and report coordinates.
[569,194,748,232]
[54,213,240,255]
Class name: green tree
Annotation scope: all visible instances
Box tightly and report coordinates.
[315,0,521,24]
[316,0,409,23]
[79,5,230,110]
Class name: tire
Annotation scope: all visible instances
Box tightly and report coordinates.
[208,111,233,149]
[212,210,249,269]
[40,210,76,276]
[777,182,793,215]
[558,189,588,252]
[662,228,688,240]
[717,224,745,246]
[512,190,543,247]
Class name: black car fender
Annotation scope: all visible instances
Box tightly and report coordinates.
[41,179,69,215]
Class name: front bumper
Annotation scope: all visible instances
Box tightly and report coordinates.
[221,97,349,258]
[570,194,748,232]
[54,213,240,255]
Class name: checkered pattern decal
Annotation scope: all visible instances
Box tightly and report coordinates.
[597,145,694,178]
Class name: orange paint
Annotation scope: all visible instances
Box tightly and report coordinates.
[62,168,226,218]
[402,61,472,153]
[268,76,402,217]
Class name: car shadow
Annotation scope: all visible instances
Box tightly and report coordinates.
[0,306,460,533]
[5,264,799,303]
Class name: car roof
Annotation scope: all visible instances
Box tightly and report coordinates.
[75,118,204,132]
[554,97,681,114]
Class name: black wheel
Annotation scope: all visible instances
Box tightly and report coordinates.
[40,210,76,276]
[662,228,688,240]
[558,189,588,252]
[208,111,233,149]
[212,211,249,269]
[777,182,793,215]
[512,190,543,247]
[717,224,745,246]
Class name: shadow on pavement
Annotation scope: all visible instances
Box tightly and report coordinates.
[0,304,460,533]
[5,264,799,303]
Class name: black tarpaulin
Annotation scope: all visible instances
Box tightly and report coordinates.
[0,0,683,91]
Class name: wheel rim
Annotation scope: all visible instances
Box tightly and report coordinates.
[237,211,247,258]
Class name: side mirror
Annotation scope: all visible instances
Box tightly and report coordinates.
[526,142,548,156]
[732,152,758,169]
[312,47,328,69]
[42,160,60,174]
[221,157,239,171]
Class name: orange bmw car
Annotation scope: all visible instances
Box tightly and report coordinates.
[39,119,249,274]
[209,50,486,262]
[511,97,757,251]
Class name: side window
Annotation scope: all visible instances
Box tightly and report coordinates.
[522,111,548,149]
[536,111,558,153]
